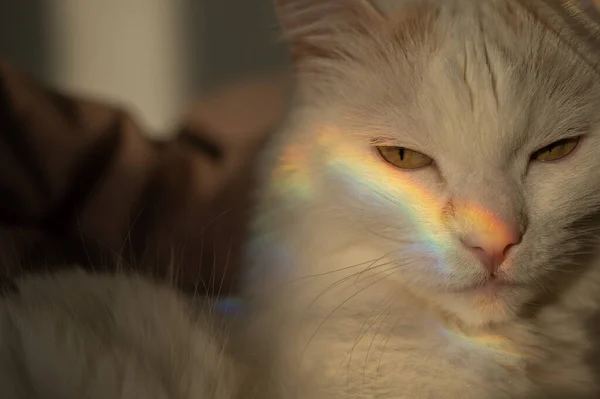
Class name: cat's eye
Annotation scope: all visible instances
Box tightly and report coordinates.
[376,146,433,170]
[531,137,581,162]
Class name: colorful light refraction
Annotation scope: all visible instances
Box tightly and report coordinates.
[269,124,514,258]
[262,124,524,359]
[440,326,524,363]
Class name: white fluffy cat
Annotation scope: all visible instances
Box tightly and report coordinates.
[240,0,600,398]
[3,1,600,399]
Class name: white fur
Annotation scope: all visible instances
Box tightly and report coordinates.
[242,0,600,398]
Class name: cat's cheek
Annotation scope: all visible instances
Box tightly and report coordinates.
[526,136,600,218]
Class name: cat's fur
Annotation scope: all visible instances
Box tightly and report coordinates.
[240,0,600,398]
[2,1,600,399]
[0,270,241,399]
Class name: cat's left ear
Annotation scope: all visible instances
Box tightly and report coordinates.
[274,0,385,62]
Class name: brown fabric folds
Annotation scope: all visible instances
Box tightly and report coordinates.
[0,60,290,296]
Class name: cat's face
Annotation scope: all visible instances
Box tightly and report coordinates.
[271,0,600,326]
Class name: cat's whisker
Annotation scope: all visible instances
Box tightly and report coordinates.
[341,292,395,385]
[362,298,397,384]
[286,250,402,284]
[303,260,399,314]
[375,312,406,378]
[302,268,399,361]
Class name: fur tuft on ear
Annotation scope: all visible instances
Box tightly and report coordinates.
[274,0,384,62]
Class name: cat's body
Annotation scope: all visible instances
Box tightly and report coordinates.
[0,270,241,399]
[2,1,600,398]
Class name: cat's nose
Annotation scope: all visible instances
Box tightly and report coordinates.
[460,231,521,274]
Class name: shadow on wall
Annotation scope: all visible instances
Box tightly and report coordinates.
[0,0,49,80]
[182,0,289,95]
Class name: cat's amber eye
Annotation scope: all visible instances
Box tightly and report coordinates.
[531,137,581,162]
[376,146,433,170]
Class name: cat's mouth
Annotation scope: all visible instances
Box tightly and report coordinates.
[457,276,521,296]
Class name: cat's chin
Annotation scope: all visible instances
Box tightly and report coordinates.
[430,286,530,329]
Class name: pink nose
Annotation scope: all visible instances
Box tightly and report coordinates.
[460,232,521,274]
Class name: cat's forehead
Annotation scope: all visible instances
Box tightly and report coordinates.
[329,0,600,154]
[368,0,600,67]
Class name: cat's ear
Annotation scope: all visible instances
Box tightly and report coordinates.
[274,0,385,62]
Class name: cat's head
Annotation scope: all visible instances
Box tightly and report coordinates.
[268,0,600,327]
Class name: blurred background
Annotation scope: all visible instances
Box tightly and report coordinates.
[0,0,289,137]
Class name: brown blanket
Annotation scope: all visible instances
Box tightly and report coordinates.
[0,61,290,296]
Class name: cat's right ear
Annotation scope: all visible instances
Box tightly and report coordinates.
[274,0,384,62]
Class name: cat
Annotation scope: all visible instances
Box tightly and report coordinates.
[239,0,600,398]
[2,1,600,399]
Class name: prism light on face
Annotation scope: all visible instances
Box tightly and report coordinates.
[270,125,516,264]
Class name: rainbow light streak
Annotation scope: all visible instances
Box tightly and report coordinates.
[272,144,316,201]
[440,326,524,363]
[269,125,450,256]
[269,125,514,258]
